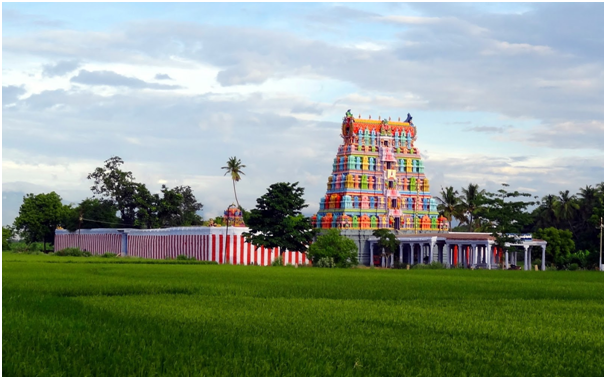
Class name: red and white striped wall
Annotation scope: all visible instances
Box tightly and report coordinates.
[54,230,123,255]
[55,227,310,266]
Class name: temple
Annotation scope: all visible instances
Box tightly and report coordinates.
[310,111,547,269]
[312,111,448,232]
[223,204,246,227]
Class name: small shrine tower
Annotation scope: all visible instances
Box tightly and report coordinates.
[312,110,446,232]
[223,204,246,227]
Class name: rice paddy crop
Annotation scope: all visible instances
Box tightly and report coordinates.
[2,252,603,376]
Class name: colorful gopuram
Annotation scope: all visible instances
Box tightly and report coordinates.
[223,204,246,227]
[312,110,447,232]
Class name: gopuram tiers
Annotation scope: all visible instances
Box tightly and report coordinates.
[312,111,448,232]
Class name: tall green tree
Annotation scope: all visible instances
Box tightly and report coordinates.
[172,185,204,226]
[88,157,204,229]
[222,156,246,209]
[155,185,204,227]
[372,228,399,267]
[533,194,560,229]
[242,182,316,257]
[476,184,536,264]
[435,186,461,231]
[63,198,121,231]
[87,156,137,226]
[13,192,71,252]
[459,183,486,231]
[533,227,575,268]
[557,190,579,230]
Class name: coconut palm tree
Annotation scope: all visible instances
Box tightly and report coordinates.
[221,157,246,209]
[459,183,486,232]
[558,190,579,230]
[435,186,461,231]
[577,185,598,221]
[535,194,560,229]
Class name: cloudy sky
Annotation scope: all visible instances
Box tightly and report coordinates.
[2,2,604,225]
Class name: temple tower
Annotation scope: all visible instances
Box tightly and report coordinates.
[312,110,446,232]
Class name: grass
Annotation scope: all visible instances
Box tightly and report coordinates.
[3,251,603,376]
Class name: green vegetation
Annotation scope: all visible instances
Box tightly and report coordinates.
[87,156,203,228]
[372,228,398,267]
[411,261,446,270]
[533,227,576,268]
[2,226,13,251]
[243,182,316,257]
[436,182,604,268]
[308,229,358,268]
[175,254,197,261]
[54,247,92,257]
[3,253,603,377]
[13,191,70,252]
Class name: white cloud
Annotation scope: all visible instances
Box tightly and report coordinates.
[481,41,554,56]
[1,3,603,226]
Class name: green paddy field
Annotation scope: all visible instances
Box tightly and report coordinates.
[2,253,603,376]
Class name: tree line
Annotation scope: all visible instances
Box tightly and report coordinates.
[5,155,317,260]
[6,156,204,252]
[436,182,604,269]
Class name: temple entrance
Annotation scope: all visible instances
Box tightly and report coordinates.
[394,217,401,230]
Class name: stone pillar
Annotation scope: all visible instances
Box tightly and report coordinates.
[399,243,403,265]
[409,243,414,265]
[445,244,450,266]
[505,250,509,269]
[487,244,492,270]
[541,245,546,271]
[457,244,462,267]
[524,246,529,270]
[370,242,374,267]
[472,244,477,265]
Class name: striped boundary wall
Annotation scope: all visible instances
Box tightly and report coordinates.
[55,227,310,266]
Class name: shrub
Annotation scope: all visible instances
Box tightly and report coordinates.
[54,248,92,257]
[285,263,295,268]
[10,241,47,254]
[393,261,408,269]
[568,250,590,269]
[13,250,44,255]
[2,226,13,251]
[307,229,358,268]
[176,255,196,261]
[315,257,335,268]
[568,263,579,271]
[100,252,118,258]
[271,256,284,266]
[428,261,446,269]
[546,265,558,271]
[411,262,445,269]
[532,259,542,268]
